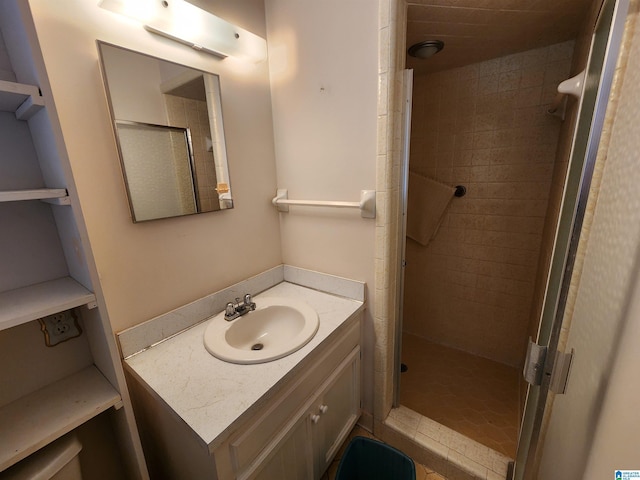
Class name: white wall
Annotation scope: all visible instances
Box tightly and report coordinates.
[265,0,379,416]
[28,0,282,332]
[583,265,640,477]
[99,45,167,124]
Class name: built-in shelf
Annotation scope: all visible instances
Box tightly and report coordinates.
[0,79,45,120]
[0,277,96,331]
[0,189,69,204]
[0,366,121,471]
[0,6,148,477]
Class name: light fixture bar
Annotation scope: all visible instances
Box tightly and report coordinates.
[144,23,229,59]
[99,0,267,63]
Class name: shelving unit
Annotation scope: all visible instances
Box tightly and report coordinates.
[0,277,96,331]
[0,188,68,203]
[0,78,44,120]
[0,366,120,471]
[0,80,80,332]
[0,1,148,477]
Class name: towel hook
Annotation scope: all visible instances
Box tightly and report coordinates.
[454,185,466,197]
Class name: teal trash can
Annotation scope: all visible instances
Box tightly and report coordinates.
[335,436,416,480]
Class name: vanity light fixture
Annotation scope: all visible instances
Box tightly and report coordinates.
[407,40,445,59]
[98,0,267,62]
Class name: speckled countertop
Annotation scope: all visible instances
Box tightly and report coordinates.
[124,281,364,450]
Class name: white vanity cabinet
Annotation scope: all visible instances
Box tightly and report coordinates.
[0,1,147,477]
[124,303,362,480]
[214,313,361,480]
[310,346,361,478]
[250,410,312,479]
[234,345,360,480]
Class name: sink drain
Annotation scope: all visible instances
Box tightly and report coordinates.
[251,343,264,351]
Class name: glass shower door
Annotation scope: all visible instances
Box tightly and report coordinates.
[393,68,414,407]
[514,0,629,477]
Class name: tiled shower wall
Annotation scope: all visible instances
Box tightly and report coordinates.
[403,41,575,367]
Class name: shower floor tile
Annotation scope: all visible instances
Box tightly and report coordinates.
[400,333,520,458]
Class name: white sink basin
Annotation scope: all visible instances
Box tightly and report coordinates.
[203,297,319,364]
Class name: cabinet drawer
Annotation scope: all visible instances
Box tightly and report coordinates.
[227,315,361,474]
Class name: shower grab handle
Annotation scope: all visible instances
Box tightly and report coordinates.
[272,188,376,218]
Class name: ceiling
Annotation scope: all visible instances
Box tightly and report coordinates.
[406,0,595,75]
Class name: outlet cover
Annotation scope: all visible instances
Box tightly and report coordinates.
[38,310,82,346]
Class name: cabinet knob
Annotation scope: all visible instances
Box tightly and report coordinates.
[311,414,320,424]
[319,404,329,414]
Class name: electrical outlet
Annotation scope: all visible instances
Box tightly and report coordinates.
[38,310,82,346]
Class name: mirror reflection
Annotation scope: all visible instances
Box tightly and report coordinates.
[98,42,233,222]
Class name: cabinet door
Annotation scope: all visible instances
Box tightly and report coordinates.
[312,347,361,478]
[244,412,313,480]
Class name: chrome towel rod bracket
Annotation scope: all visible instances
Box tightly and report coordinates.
[272,189,376,219]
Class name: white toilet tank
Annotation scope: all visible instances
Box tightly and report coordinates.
[0,434,82,480]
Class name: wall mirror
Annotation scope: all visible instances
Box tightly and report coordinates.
[97,41,233,222]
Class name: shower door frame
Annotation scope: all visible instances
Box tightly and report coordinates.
[393,68,413,407]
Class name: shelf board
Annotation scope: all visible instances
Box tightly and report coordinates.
[0,277,96,331]
[0,189,68,203]
[0,79,44,119]
[0,366,121,471]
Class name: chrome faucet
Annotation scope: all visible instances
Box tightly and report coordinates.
[224,293,257,321]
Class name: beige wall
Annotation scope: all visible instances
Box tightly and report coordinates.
[404,42,574,367]
[28,0,282,333]
[584,250,640,477]
[265,0,378,415]
[28,0,379,417]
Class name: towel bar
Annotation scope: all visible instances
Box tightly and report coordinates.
[272,189,376,218]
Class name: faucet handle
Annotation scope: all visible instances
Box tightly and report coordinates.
[244,293,256,310]
[225,302,236,317]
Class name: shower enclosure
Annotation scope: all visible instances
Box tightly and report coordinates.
[401,40,577,458]
[394,0,625,467]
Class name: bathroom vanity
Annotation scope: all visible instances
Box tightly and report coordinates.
[120,275,364,479]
